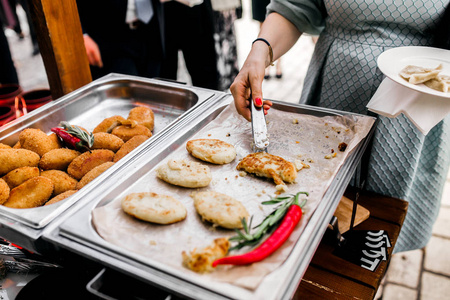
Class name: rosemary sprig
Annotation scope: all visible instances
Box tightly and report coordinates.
[229,191,309,251]
[60,121,95,148]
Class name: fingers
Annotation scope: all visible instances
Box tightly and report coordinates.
[263,100,273,115]
[249,74,264,108]
[92,49,103,68]
[230,77,252,121]
[231,49,267,121]
[83,35,103,68]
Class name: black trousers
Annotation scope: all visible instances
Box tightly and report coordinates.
[90,18,163,80]
[160,0,218,90]
[0,19,19,84]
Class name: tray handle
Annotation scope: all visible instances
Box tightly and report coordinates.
[86,268,175,300]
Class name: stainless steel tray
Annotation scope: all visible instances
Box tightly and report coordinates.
[44,98,376,300]
[0,74,224,252]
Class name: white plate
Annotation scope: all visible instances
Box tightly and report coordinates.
[377,46,450,98]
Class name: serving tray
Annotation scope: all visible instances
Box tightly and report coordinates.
[44,97,376,300]
[0,74,224,252]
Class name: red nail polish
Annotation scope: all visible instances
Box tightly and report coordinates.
[264,110,268,115]
[255,98,262,106]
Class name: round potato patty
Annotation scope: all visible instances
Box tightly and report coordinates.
[191,191,249,229]
[186,139,236,164]
[121,192,187,224]
[156,159,211,188]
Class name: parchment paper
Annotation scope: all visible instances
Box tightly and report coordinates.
[92,102,375,290]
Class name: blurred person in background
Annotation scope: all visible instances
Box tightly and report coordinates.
[160,0,219,90]
[77,0,165,80]
[0,18,19,84]
[0,0,24,39]
[211,0,242,91]
[17,0,39,55]
[0,0,40,55]
[231,0,450,253]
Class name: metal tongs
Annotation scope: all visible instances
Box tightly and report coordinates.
[251,100,269,152]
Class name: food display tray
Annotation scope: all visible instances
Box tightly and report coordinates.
[0,74,225,252]
[44,98,376,300]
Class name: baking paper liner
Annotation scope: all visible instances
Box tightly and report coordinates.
[92,102,374,290]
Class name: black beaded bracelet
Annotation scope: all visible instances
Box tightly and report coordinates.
[252,38,275,66]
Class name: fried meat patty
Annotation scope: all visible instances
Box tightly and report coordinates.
[236,152,297,185]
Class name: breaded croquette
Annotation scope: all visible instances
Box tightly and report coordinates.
[40,170,78,196]
[93,115,127,134]
[3,166,40,189]
[48,133,63,149]
[45,190,77,206]
[3,176,54,208]
[39,148,81,171]
[0,143,11,149]
[111,124,152,142]
[128,106,155,131]
[113,135,149,162]
[12,141,20,148]
[92,133,124,152]
[19,128,59,157]
[67,149,114,180]
[76,162,114,189]
[0,149,40,176]
[0,178,10,205]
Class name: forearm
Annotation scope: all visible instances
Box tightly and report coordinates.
[256,12,302,66]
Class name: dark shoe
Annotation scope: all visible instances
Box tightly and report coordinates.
[275,73,283,79]
[264,74,271,80]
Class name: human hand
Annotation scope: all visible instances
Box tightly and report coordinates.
[230,43,273,121]
[83,34,103,68]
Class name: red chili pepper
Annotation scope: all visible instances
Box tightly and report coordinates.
[212,204,303,267]
[51,127,82,149]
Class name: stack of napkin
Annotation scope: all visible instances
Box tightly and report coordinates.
[367,77,450,135]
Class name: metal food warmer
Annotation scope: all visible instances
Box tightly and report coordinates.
[40,84,376,300]
[0,74,226,253]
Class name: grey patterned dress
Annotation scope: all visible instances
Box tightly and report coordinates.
[268,0,450,252]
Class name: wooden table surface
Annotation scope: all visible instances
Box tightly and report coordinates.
[293,189,408,300]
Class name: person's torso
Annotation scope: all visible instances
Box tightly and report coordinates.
[323,0,448,46]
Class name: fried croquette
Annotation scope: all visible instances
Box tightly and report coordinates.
[12,141,21,148]
[39,148,81,171]
[40,170,78,196]
[76,162,114,189]
[128,106,155,131]
[48,133,63,149]
[111,124,152,142]
[0,149,40,176]
[113,135,149,162]
[3,166,40,189]
[67,149,114,180]
[0,178,10,205]
[19,128,59,157]
[45,190,77,206]
[0,143,11,149]
[93,115,127,134]
[92,133,124,152]
[3,176,54,208]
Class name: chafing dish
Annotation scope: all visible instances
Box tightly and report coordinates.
[44,97,376,300]
[0,74,226,253]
